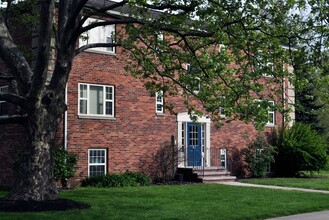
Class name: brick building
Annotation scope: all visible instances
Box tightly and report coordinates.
[0,0,295,187]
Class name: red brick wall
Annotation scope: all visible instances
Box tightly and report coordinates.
[0,22,286,187]
[65,40,284,185]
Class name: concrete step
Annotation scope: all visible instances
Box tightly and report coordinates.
[202,176,237,183]
[192,167,236,183]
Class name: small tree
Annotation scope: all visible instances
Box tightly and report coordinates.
[151,141,179,183]
[54,146,78,188]
[272,123,328,177]
[244,134,275,177]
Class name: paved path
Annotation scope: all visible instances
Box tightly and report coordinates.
[266,210,329,220]
[220,181,329,194]
[219,182,329,219]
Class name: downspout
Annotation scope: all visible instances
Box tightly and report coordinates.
[64,84,68,150]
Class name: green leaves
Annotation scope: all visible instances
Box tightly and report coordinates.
[121,0,296,128]
[272,123,328,177]
[53,146,78,181]
[244,134,276,177]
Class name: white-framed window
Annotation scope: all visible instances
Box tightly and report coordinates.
[219,96,226,119]
[156,90,164,114]
[80,18,115,54]
[78,83,115,117]
[186,64,200,93]
[0,86,9,116]
[255,50,274,77]
[155,31,164,51]
[219,107,226,119]
[220,148,227,169]
[267,100,275,126]
[88,149,107,176]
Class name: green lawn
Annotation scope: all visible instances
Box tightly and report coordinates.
[2,184,329,219]
[240,171,329,191]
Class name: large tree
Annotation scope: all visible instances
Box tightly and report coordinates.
[0,0,300,201]
[293,0,329,143]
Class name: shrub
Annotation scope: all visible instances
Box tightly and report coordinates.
[272,123,328,177]
[54,146,78,188]
[81,171,151,187]
[244,134,275,177]
[151,142,178,183]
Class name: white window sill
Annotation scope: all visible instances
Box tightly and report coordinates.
[78,115,116,120]
[83,49,116,56]
[265,124,275,128]
[156,113,165,116]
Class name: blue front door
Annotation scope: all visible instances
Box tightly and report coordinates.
[187,123,202,166]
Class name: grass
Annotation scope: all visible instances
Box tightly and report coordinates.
[240,171,329,191]
[2,184,329,219]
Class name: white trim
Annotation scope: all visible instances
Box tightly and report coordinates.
[266,100,275,127]
[78,83,115,118]
[0,85,9,116]
[155,90,164,114]
[185,64,200,94]
[177,112,211,123]
[220,148,227,169]
[79,18,116,54]
[88,149,107,176]
[177,112,211,167]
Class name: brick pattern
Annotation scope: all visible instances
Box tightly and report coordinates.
[0,23,289,187]
[65,45,285,185]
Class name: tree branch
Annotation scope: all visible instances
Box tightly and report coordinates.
[28,0,55,99]
[0,15,32,94]
[75,42,121,55]
[0,92,28,108]
[0,114,27,125]
[0,73,14,80]
[66,0,129,48]
[141,1,197,12]
[71,18,140,48]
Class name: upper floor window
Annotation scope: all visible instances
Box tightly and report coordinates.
[255,51,273,77]
[267,100,275,126]
[0,86,8,116]
[186,64,200,94]
[155,31,164,52]
[80,18,115,54]
[79,83,114,118]
[156,90,164,114]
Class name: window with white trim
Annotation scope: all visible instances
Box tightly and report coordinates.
[156,90,164,114]
[0,86,8,116]
[255,51,274,77]
[267,101,275,126]
[79,83,114,117]
[219,96,226,119]
[155,31,164,51]
[220,148,227,169]
[186,64,200,93]
[88,149,107,176]
[219,107,226,119]
[80,18,115,53]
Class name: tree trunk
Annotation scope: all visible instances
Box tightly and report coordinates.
[6,107,60,201]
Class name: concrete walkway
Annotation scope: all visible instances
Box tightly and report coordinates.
[219,182,329,219]
[220,181,329,194]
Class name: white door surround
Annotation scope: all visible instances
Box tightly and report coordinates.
[177,112,211,167]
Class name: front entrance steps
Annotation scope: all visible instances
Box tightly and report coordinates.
[175,167,236,183]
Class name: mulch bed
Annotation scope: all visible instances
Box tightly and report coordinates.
[0,198,90,212]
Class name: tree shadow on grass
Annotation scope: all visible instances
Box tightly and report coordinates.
[0,198,90,212]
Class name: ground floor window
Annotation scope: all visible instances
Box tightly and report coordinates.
[0,86,9,116]
[88,149,107,176]
[220,148,227,169]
